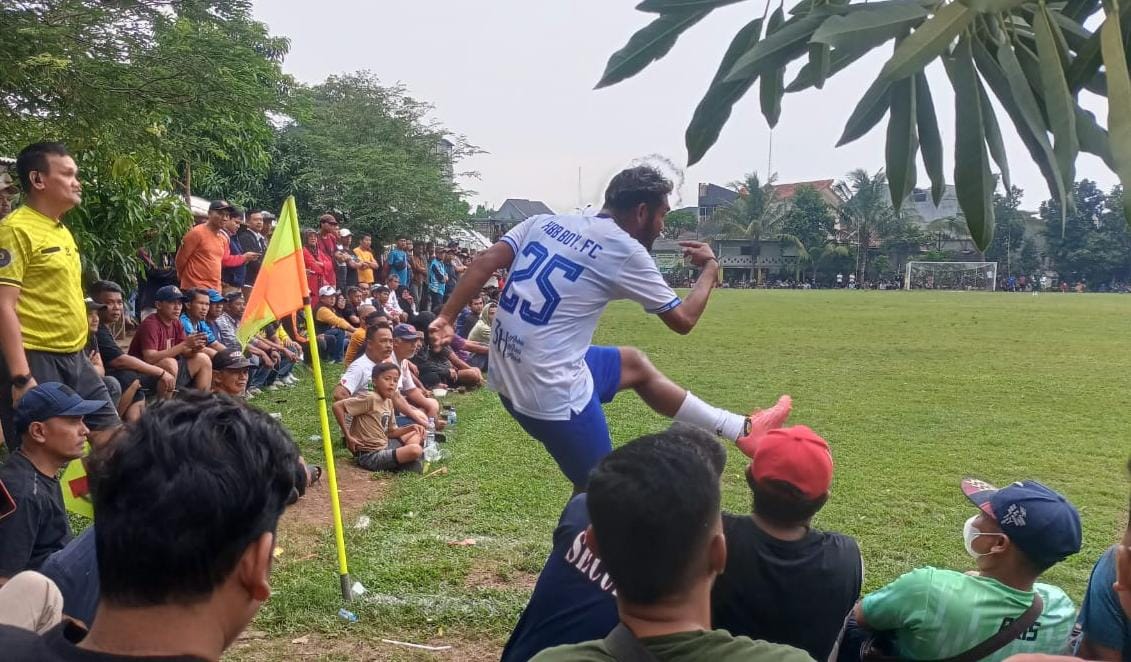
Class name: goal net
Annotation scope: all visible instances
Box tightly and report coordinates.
[905,261,998,291]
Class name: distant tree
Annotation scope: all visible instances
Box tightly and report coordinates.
[984,187,1028,275]
[1042,181,1131,284]
[470,204,497,219]
[662,208,697,240]
[836,170,904,281]
[780,185,835,250]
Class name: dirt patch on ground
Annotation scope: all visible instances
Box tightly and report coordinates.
[463,558,539,592]
[229,630,503,661]
[277,461,387,549]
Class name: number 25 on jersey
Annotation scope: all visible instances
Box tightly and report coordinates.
[500,241,585,326]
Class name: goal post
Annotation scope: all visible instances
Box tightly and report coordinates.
[905,261,998,291]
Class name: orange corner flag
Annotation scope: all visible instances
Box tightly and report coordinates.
[237,196,308,346]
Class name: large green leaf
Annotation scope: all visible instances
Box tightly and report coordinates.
[914,73,946,206]
[1034,3,1079,192]
[1064,0,1101,21]
[596,10,709,89]
[786,45,868,91]
[724,14,826,82]
[886,77,918,209]
[1101,0,1131,226]
[808,42,832,89]
[810,3,928,50]
[974,40,1068,224]
[976,75,1011,192]
[957,0,1026,13]
[945,37,995,250]
[838,77,893,145]
[634,0,743,12]
[760,7,788,128]
[686,18,764,165]
[877,2,974,83]
[1076,106,1115,168]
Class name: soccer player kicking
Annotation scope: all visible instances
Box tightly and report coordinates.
[431,166,790,490]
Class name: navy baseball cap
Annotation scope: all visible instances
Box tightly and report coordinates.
[393,324,422,341]
[154,285,188,302]
[961,478,1082,567]
[208,199,236,213]
[205,289,225,303]
[15,382,104,433]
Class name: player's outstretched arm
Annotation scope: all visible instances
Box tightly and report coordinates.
[658,241,719,335]
[432,240,515,346]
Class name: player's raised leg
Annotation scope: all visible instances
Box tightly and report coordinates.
[615,346,792,445]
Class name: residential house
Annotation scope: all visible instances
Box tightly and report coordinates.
[474,198,554,241]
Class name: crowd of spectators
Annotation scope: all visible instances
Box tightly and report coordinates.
[3,140,1131,662]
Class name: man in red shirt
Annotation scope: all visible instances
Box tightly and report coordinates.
[318,214,346,288]
[127,286,212,390]
[176,200,259,291]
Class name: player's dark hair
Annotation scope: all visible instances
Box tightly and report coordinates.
[88,392,299,607]
[586,428,721,604]
[371,362,401,382]
[16,141,71,190]
[365,322,392,344]
[602,166,673,216]
[748,473,828,525]
[89,280,124,300]
[184,288,209,304]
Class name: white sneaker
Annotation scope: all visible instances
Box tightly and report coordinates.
[266,384,279,391]
[284,374,298,386]
[246,387,261,398]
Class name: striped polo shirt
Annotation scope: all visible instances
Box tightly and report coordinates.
[0,205,87,353]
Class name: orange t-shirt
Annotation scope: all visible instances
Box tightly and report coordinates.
[176,223,226,291]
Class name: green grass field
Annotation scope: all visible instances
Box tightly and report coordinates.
[233,290,1131,660]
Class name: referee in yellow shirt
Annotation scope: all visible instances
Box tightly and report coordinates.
[0,142,120,451]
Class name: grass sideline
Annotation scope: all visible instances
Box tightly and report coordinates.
[116,290,1131,657]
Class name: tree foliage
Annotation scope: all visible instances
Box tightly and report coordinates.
[663,207,699,238]
[264,72,479,241]
[600,0,1131,251]
[1042,180,1131,284]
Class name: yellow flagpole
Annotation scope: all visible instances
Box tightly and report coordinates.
[288,210,352,602]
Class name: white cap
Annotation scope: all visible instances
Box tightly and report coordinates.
[339,228,351,237]
[318,286,337,297]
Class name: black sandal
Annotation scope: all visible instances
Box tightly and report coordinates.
[308,465,323,487]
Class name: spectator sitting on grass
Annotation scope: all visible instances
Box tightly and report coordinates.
[342,306,381,367]
[384,275,408,322]
[313,286,355,364]
[178,289,226,358]
[468,301,497,345]
[85,299,143,424]
[127,286,212,392]
[1075,460,1131,660]
[340,286,363,327]
[331,324,430,428]
[412,312,482,390]
[529,425,811,662]
[455,294,484,339]
[711,426,861,661]
[89,280,176,402]
[0,384,102,583]
[390,324,443,422]
[845,478,1081,662]
[0,392,303,660]
[331,363,425,474]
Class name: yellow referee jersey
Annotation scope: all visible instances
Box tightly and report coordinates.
[0,205,87,353]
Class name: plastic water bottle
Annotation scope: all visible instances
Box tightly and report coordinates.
[423,418,441,463]
[338,608,358,623]
[447,409,457,426]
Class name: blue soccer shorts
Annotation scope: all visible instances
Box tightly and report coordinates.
[500,345,622,487]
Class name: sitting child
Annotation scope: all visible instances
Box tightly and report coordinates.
[332,362,426,472]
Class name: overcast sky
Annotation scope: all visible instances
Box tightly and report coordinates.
[251,0,1116,214]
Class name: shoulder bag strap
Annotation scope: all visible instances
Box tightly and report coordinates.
[603,623,661,662]
[937,592,1044,662]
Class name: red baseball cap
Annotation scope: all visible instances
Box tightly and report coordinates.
[750,425,833,500]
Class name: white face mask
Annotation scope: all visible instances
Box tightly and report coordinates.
[963,515,1006,558]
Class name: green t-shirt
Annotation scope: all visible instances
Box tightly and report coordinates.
[861,567,1077,661]
[530,629,813,662]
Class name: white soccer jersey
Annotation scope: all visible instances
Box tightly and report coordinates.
[489,214,681,420]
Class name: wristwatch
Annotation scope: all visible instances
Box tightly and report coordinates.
[11,374,32,388]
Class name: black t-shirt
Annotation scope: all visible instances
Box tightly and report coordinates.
[412,348,453,388]
[0,622,207,661]
[0,453,73,577]
[711,513,862,661]
[94,326,124,365]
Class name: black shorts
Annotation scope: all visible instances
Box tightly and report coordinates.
[1,349,121,451]
[106,368,159,397]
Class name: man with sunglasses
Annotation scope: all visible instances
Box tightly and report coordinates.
[317,214,349,290]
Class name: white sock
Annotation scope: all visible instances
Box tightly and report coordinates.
[674,392,746,441]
